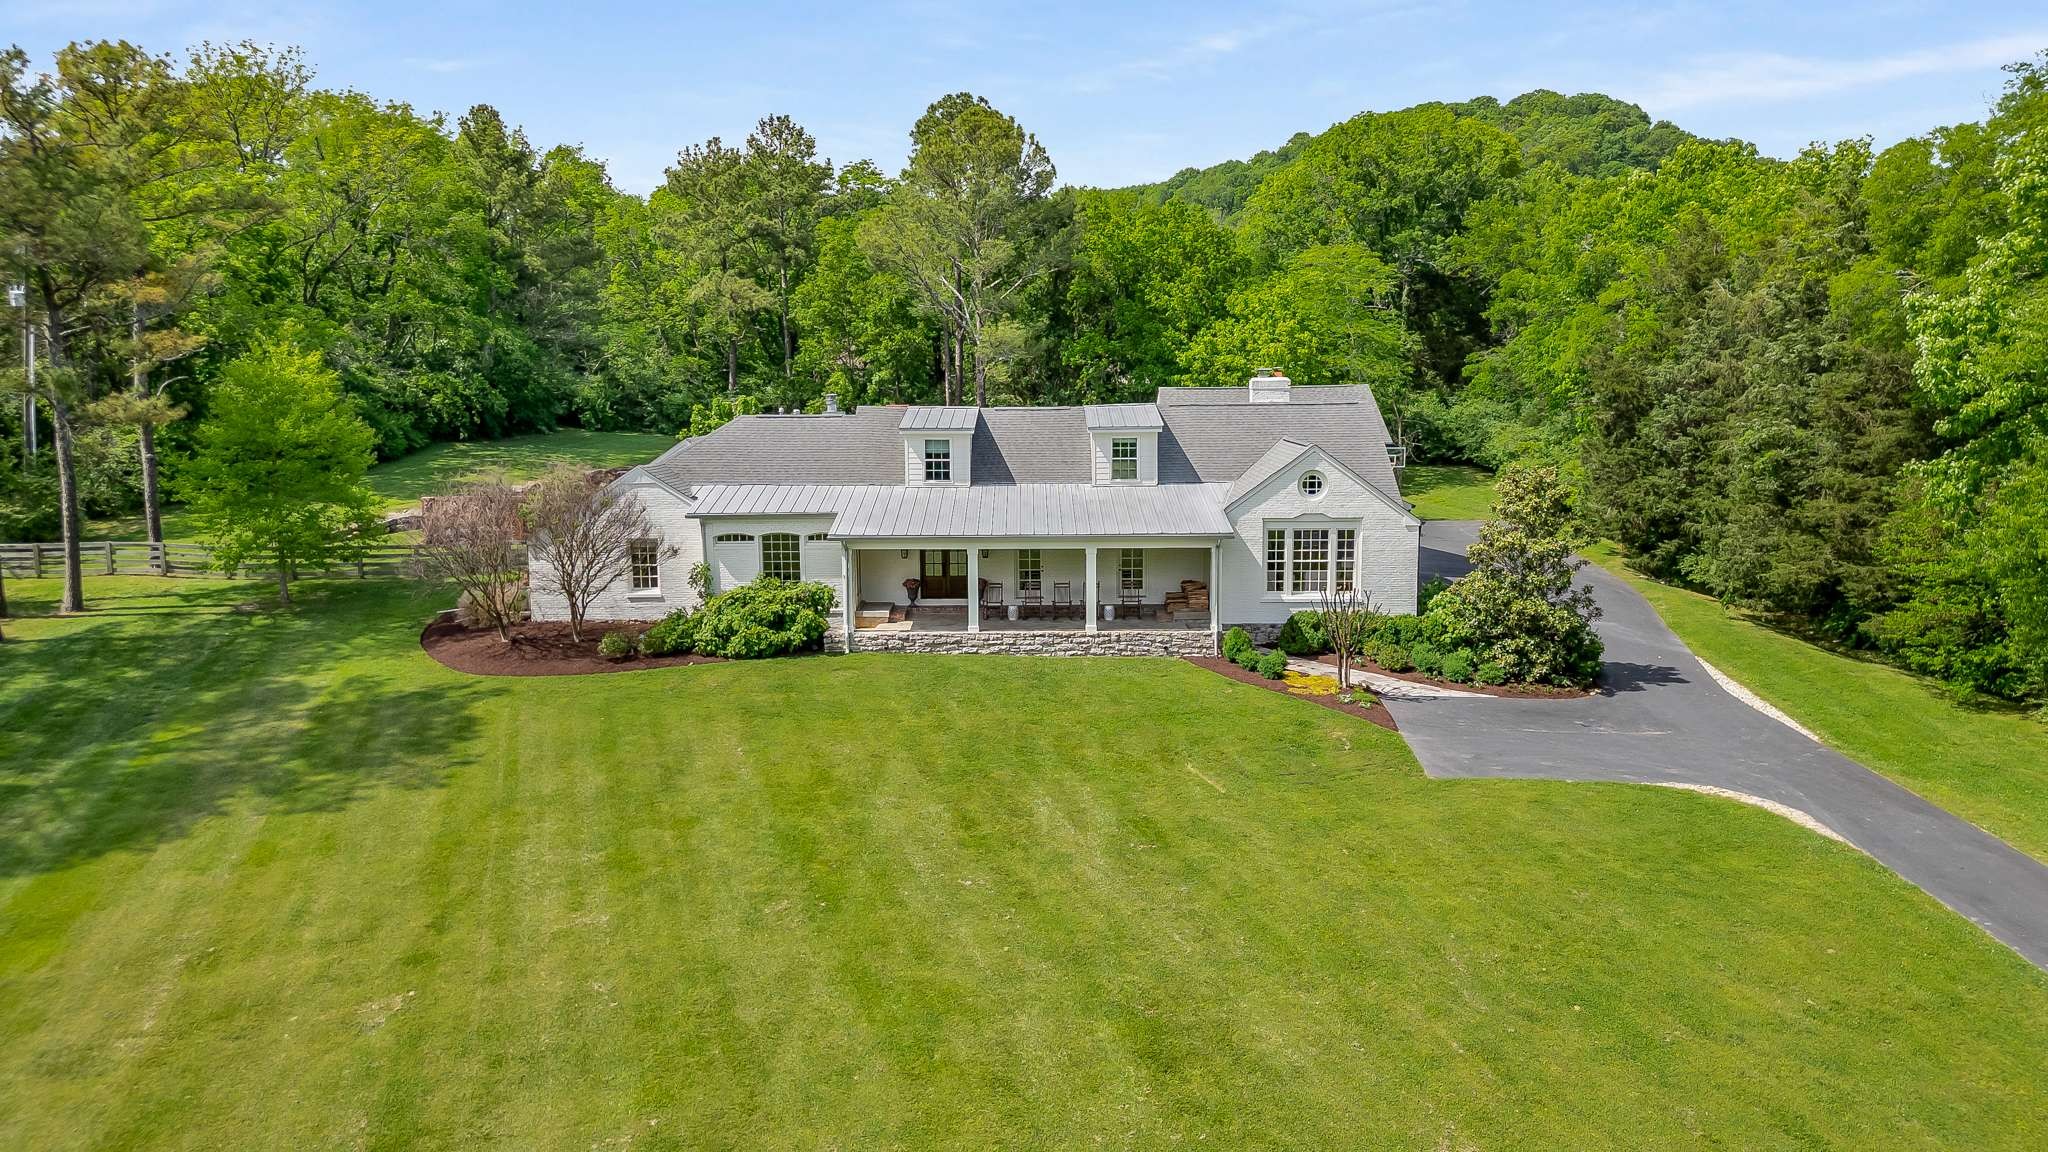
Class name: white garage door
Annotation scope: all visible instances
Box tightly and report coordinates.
[712,534,759,591]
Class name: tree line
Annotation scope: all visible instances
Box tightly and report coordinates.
[1,38,2042,703]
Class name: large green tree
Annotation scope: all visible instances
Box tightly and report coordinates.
[177,342,376,602]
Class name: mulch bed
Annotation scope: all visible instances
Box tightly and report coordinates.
[1185,657,1399,732]
[420,618,725,677]
[1311,653,1592,699]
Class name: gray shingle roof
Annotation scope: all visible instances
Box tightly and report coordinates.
[644,385,1401,502]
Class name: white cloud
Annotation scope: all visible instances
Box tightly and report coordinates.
[1636,32,2044,111]
[1068,21,1287,94]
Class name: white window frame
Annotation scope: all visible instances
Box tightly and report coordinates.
[1016,548,1042,593]
[1265,522,1360,600]
[1118,548,1144,597]
[628,539,661,595]
[923,438,951,482]
[760,532,802,581]
[1110,437,1139,481]
[1298,471,1325,498]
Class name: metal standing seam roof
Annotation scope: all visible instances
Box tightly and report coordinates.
[1082,403,1164,429]
[684,482,1235,538]
[898,406,981,431]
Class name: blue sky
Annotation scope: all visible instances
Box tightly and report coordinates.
[5,2,2043,194]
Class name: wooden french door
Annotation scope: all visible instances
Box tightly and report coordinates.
[919,549,969,599]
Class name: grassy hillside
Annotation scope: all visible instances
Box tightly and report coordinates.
[2,576,2044,1148]
[1400,464,1496,521]
[84,428,677,541]
[1591,545,2048,863]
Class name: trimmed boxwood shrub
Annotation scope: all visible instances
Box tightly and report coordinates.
[1410,642,1444,677]
[1440,649,1476,683]
[1473,661,1508,686]
[1275,611,1328,657]
[638,578,836,659]
[1375,643,1413,673]
[598,630,635,660]
[1256,650,1288,680]
[1233,644,1263,671]
[1221,626,1254,662]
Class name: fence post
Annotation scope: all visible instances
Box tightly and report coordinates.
[105,540,117,576]
[32,542,44,579]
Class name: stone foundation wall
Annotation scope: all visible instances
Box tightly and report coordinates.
[849,629,1217,657]
[1229,622,1284,645]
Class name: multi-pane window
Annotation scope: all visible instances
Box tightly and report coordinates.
[1110,437,1139,481]
[1267,524,1363,596]
[628,540,660,591]
[923,438,951,482]
[1119,548,1144,596]
[1016,548,1042,592]
[760,532,801,581]
[1290,529,1331,594]
[1298,471,1325,498]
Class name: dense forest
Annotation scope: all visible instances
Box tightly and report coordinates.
[1,40,2043,703]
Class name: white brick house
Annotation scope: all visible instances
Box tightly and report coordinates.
[529,373,1420,654]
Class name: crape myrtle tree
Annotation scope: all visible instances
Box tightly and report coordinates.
[177,342,377,603]
[415,478,527,642]
[523,464,668,642]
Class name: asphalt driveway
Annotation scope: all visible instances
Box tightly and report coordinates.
[1385,521,2048,970]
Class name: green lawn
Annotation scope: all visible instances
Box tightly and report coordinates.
[1399,463,1496,520]
[85,428,678,540]
[1589,545,2048,866]
[3,578,2046,1149]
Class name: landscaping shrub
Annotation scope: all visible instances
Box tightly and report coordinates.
[1374,643,1413,672]
[598,630,635,660]
[1222,626,1254,662]
[1418,574,1452,614]
[640,607,698,656]
[1411,642,1444,677]
[688,578,836,658]
[641,578,836,659]
[1233,644,1263,671]
[1440,649,1476,683]
[1256,651,1288,680]
[1473,660,1509,686]
[1275,611,1328,657]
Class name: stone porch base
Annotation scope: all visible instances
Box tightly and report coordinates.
[847,628,1217,657]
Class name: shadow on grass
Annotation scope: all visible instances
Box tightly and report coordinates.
[0,578,495,878]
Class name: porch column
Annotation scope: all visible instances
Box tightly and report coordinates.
[966,544,980,633]
[1208,543,1219,640]
[1084,546,1099,632]
[842,543,855,653]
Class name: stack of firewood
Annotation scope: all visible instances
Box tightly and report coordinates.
[1163,580,1210,620]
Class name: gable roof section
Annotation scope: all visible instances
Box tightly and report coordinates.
[643,382,1405,503]
[1220,439,1418,525]
[1223,438,1313,506]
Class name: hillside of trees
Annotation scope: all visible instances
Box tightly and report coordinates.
[2,39,2044,703]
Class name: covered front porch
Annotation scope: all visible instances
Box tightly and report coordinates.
[838,539,1224,652]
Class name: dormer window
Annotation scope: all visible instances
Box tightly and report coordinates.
[923,439,952,482]
[1110,438,1138,481]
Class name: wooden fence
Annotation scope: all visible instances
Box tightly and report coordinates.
[0,540,526,580]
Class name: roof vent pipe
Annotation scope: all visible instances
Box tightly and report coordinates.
[823,393,840,414]
[1248,369,1291,403]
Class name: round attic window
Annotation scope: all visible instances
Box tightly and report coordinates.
[1299,471,1325,498]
